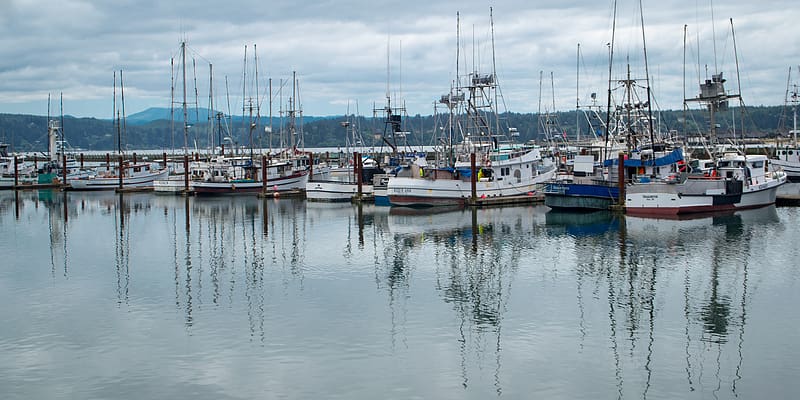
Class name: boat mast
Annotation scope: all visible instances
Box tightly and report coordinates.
[170,56,175,154]
[603,0,618,163]
[638,0,656,149]
[182,41,189,154]
[121,69,127,156]
[730,18,746,152]
[208,62,214,154]
[793,67,798,147]
[490,7,499,141]
[60,93,65,158]
[576,43,581,142]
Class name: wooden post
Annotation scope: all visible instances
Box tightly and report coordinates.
[617,152,626,205]
[261,155,267,192]
[13,156,19,188]
[308,151,314,180]
[470,152,477,203]
[355,152,362,198]
[183,155,189,191]
[62,155,68,185]
[118,155,123,189]
[80,153,84,168]
[132,152,137,164]
[105,153,110,170]
[163,152,167,168]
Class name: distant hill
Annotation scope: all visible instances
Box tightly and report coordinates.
[0,105,792,152]
[127,107,336,125]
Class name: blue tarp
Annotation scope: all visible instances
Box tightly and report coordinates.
[603,148,683,168]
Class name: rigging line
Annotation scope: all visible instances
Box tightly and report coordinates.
[637,0,656,150]
[603,0,618,156]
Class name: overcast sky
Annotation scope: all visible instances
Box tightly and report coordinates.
[0,0,797,119]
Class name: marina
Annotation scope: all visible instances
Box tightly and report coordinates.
[1,189,799,399]
[1,1,799,398]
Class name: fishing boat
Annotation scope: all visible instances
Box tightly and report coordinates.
[0,142,37,188]
[387,12,556,207]
[191,154,309,194]
[69,71,168,190]
[544,2,685,212]
[625,152,785,216]
[69,161,169,190]
[625,21,786,216]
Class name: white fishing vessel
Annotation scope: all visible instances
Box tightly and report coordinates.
[388,12,556,207]
[625,21,786,216]
[69,161,169,190]
[69,71,168,190]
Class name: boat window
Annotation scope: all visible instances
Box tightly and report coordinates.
[790,151,795,155]
[751,161,764,168]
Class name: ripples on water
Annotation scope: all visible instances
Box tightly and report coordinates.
[0,190,798,399]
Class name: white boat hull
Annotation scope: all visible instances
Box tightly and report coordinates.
[192,171,308,194]
[69,168,169,190]
[388,165,555,207]
[305,180,374,202]
[626,176,785,216]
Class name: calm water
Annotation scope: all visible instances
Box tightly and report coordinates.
[1,190,799,399]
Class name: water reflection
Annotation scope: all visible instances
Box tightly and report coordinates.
[1,190,796,399]
[374,205,548,394]
[624,206,780,398]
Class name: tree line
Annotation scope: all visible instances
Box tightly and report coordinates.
[0,104,792,153]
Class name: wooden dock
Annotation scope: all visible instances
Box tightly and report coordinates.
[467,193,545,207]
[257,189,305,199]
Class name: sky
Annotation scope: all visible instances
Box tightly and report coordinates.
[0,0,797,120]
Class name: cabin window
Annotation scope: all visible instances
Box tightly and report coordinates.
[752,161,764,169]
[790,151,795,155]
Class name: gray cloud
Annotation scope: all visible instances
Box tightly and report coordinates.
[0,0,796,118]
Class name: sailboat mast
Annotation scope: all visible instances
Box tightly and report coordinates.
[121,69,126,155]
[169,57,175,154]
[490,7,499,139]
[269,78,273,154]
[182,41,189,154]
[254,43,260,155]
[604,0,617,152]
[292,71,297,150]
[576,43,581,142]
[60,93,64,157]
[209,63,214,153]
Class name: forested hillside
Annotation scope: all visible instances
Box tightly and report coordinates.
[0,104,792,153]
